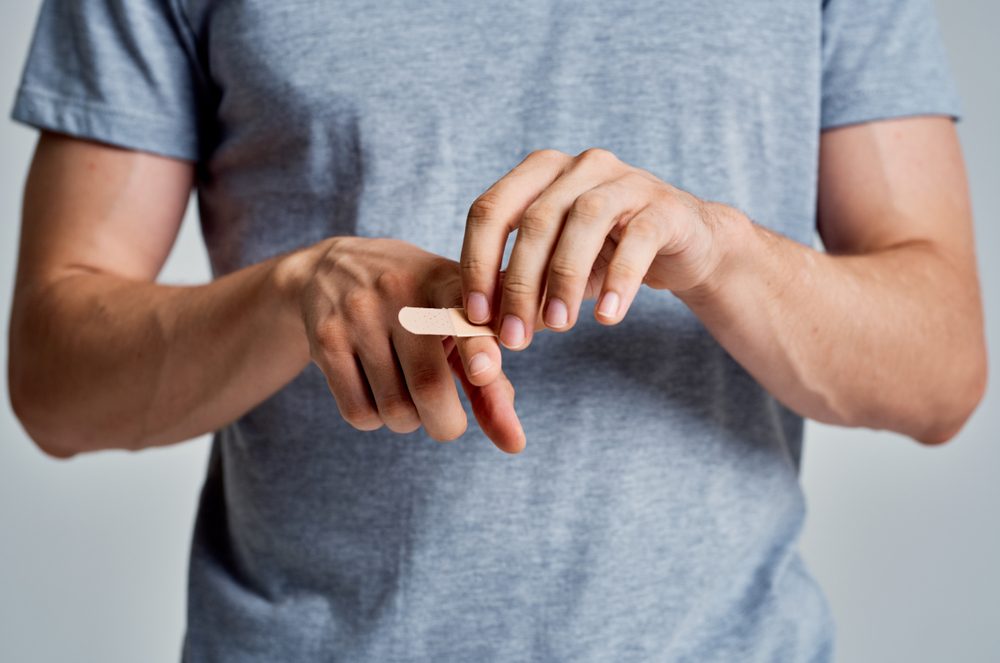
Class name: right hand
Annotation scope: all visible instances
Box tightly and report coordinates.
[292,236,526,453]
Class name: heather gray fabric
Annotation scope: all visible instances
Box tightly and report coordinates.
[12,1,960,661]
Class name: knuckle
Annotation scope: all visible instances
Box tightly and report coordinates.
[548,257,583,282]
[467,192,503,227]
[521,200,557,225]
[312,319,343,353]
[374,270,407,297]
[577,147,618,167]
[529,148,568,163]
[518,207,554,240]
[502,273,536,298]
[407,365,447,399]
[460,256,489,276]
[342,288,374,315]
[627,217,662,243]
[607,260,641,281]
[571,191,610,221]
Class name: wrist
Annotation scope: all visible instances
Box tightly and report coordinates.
[674,203,754,306]
[270,237,341,355]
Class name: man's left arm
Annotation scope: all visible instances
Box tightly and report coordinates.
[679,117,986,443]
[458,117,987,444]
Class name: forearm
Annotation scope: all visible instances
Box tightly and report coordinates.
[677,210,987,443]
[9,247,319,457]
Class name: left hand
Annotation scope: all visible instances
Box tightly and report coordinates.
[459,148,732,350]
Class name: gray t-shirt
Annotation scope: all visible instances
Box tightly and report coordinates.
[13,1,960,661]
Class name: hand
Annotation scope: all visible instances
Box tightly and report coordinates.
[294,236,526,453]
[459,148,732,349]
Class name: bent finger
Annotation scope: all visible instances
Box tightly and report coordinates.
[356,335,421,434]
[498,162,613,349]
[447,347,525,454]
[392,327,468,441]
[595,210,663,324]
[543,174,651,331]
[453,335,504,387]
[461,149,570,324]
[316,350,384,431]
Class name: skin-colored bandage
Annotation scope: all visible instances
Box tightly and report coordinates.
[398,307,496,337]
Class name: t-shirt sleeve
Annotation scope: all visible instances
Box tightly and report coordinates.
[820,0,961,130]
[10,0,208,161]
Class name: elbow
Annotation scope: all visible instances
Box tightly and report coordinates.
[7,350,115,458]
[912,344,988,446]
[8,293,141,458]
[9,362,145,458]
[8,299,82,458]
[8,375,83,459]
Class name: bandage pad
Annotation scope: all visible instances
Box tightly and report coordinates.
[398,307,496,337]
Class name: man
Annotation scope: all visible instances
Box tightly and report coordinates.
[8,0,986,661]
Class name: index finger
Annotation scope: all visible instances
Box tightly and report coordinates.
[446,342,526,454]
[461,149,570,325]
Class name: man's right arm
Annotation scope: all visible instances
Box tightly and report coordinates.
[9,133,524,457]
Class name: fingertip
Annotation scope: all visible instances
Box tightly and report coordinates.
[354,419,385,432]
[467,350,494,377]
[499,314,529,350]
[594,290,626,325]
[429,413,468,443]
[542,297,570,331]
[467,364,501,387]
[594,309,623,325]
[466,291,491,324]
[501,430,527,454]
[458,337,503,384]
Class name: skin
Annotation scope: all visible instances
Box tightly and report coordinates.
[7,117,986,458]
[460,116,987,444]
[9,132,524,457]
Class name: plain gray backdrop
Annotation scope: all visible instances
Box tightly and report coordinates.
[1,2,996,661]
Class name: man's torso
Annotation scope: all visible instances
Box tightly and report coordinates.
[181,2,832,660]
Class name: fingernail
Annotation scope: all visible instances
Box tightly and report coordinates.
[597,291,620,319]
[500,315,526,348]
[544,297,568,328]
[468,352,492,376]
[467,292,489,323]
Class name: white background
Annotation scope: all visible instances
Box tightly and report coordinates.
[1,1,997,661]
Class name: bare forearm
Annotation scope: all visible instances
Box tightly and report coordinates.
[9,249,316,456]
[678,211,987,443]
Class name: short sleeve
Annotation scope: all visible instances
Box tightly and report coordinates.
[10,0,208,161]
[821,0,962,130]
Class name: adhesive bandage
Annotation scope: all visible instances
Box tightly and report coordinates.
[398,307,497,337]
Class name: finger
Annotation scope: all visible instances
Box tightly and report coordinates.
[581,237,619,302]
[498,155,617,349]
[542,172,653,331]
[594,209,664,325]
[356,334,422,434]
[460,149,570,325]
[447,346,526,454]
[391,326,468,441]
[316,350,384,432]
[423,262,508,387]
[453,335,503,387]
